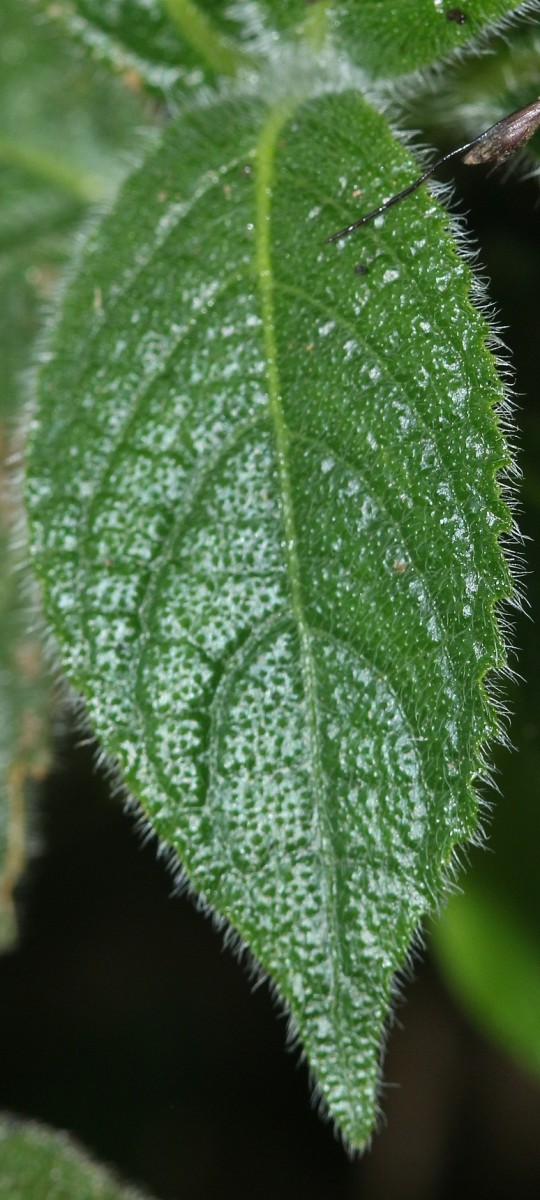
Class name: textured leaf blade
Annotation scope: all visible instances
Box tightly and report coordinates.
[26,84,511,1145]
[33,0,534,87]
[255,0,534,77]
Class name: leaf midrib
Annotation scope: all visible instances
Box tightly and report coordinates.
[254,104,322,761]
[254,104,357,1071]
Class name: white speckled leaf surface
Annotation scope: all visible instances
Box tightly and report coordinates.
[26,85,511,1145]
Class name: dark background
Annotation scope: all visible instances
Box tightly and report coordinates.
[1,157,540,1200]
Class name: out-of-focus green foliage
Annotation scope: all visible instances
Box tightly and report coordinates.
[32,0,252,88]
[0,0,148,946]
[0,1117,156,1200]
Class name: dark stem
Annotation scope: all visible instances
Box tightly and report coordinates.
[325,137,478,244]
[326,97,540,242]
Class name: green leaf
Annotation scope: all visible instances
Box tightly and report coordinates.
[34,0,534,89]
[0,0,148,946]
[434,879,540,1078]
[26,78,511,1147]
[255,0,534,78]
[0,1116,156,1200]
[33,0,251,89]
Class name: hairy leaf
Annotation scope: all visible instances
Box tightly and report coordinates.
[254,0,534,77]
[26,78,511,1146]
[33,0,535,90]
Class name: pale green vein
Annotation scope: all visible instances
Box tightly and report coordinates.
[162,0,252,76]
[300,0,330,51]
[0,133,106,203]
[254,104,318,717]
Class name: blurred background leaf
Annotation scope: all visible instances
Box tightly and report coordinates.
[32,0,254,90]
[0,0,150,946]
[0,1115,156,1199]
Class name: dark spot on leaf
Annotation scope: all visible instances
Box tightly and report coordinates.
[355,263,369,276]
[446,7,467,23]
